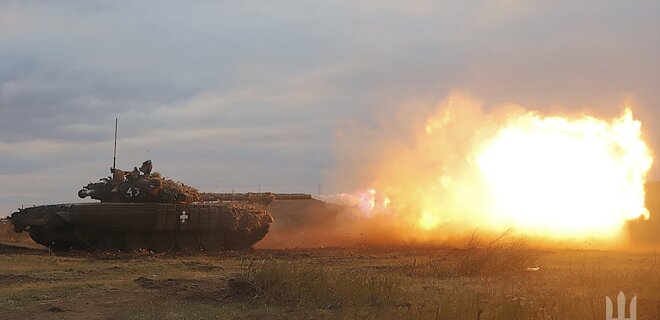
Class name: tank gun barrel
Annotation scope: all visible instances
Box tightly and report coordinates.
[199,192,312,202]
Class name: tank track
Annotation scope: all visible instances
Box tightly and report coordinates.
[10,203,272,253]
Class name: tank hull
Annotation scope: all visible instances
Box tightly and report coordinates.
[10,202,272,252]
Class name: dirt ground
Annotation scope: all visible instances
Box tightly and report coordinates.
[1,238,659,320]
[2,199,660,319]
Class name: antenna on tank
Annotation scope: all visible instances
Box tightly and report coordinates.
[113,118,118,170]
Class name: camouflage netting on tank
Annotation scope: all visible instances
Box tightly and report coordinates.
[159,178,201,203]
[77,160,207,204]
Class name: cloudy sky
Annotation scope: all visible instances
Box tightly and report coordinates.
[1,1,659,214]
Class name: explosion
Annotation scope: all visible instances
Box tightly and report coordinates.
[476,109,651,238]
[340,93,653,241]
[319,189,391,218]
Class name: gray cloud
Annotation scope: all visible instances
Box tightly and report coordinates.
[0,0,658,214]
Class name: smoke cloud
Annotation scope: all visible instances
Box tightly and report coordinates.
[313,92,655,247]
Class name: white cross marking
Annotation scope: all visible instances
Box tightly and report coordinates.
[179,211,189,223]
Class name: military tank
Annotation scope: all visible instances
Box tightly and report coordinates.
[9,160,310,253]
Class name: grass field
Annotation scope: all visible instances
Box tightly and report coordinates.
[1,221,659,320]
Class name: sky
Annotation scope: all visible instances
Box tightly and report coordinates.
[1,1,659,215]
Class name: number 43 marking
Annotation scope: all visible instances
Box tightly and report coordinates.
[126,187,141,197]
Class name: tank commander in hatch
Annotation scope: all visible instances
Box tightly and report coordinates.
[140,160,153,176]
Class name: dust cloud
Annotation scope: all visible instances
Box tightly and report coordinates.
[260,92,658,249]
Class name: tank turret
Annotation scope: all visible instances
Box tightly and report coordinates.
[78,160,201,204]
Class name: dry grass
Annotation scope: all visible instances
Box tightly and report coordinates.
[404,230,537,279]
[0,220,46,249]
[0,219,34,246]
[0,219,17,242]
[234,258,410,310]
[456,229,536,277]
[0,227,659,319]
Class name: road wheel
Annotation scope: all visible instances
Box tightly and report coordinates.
[150,232,175,253]
[75,227,117,251]
[201,231,224,252]
[176,232,200,253]
[123,233,148,253]
[93,232,122,252]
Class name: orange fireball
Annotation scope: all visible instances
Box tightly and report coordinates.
[350,93,653,241]
[476,108,652,238]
